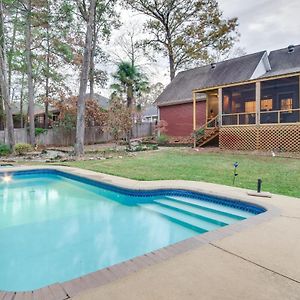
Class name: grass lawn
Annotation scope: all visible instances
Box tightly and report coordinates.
[59,148,300,198]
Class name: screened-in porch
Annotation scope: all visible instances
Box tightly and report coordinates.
[220,75,300,126]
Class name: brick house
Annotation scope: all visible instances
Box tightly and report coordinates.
[156,45,300,151]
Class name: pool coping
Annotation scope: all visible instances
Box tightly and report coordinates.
[0,166,281,300]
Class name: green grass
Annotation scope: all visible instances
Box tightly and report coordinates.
[60,149,300,198]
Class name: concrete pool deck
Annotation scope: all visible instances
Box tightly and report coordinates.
[0,166,300,299]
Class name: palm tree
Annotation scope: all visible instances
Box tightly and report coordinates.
[111,61,149,108]
[111,61,149,145]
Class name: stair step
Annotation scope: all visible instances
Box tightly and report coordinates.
[154,199,240,225]
[164,196,251,219]
[140,203,221,232]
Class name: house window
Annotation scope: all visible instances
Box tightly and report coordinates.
[245,101,256,113]
[261,99,273,111]
[281,98,293,111]
[223,95,230,114]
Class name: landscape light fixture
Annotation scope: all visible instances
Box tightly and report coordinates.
[233,162,239,185]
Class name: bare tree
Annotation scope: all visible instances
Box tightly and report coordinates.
[125,0,239,81]
[24,0,35,145]
[74,0,97,156]
[0,0,15,150]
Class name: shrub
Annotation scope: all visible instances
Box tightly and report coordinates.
[156,134,169,145]
[193,128,205,143]
[148,144,159,150]
[35,127,47,136]
[15,143,34,155]
[0,144,12,156]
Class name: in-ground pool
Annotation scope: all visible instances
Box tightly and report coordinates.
[0,169,265,292]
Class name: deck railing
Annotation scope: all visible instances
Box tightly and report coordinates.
[222,112,256,126]
[205,115,219,128]
[260,108,300,124]
[222,108,300,126]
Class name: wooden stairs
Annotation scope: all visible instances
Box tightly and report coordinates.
[194,115,220,147]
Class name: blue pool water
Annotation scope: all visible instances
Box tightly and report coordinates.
[0,170,265,291]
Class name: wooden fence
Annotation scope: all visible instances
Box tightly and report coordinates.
[0,123,154,147]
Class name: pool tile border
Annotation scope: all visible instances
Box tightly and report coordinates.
[0,166,281,300]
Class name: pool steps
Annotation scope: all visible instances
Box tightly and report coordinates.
[141,203,220,232]
[164,196,253,218]
[140,196,249,232]
[154,199,242,225]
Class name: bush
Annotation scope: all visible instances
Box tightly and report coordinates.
[35,127,47,136]
[148,144,159,150]
[156,134,169,145]
[193,128,205,143]
[0,144,12,156]
[15,143,33,155]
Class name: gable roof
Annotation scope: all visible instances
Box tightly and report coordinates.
[84,93,110,109]
[142,105,158,117]
[261,44,300,78]
[156,51,266,106]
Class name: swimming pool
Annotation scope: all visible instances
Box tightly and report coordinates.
[0,169,265,292]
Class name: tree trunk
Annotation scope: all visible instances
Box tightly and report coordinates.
[0,1,15,150]
[89,19,97,99]
[126,83,133,147]
[169,53,175,81]
[44,0,50,129]
[25,0,35,145]
[0,86,4,130]
[8,9,18,97]
[20,73,25,128]
[75,0,96,156]
[166,30,176,81]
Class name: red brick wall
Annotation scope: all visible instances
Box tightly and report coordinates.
[159,101,206,137]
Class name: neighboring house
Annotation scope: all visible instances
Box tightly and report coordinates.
[10,93,109,129]
[156,44,300,152]
[141,106,158,123]
[84,93,110,110]
[10,103,56,129]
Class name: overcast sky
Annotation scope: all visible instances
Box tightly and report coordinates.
[218,0,300,53]
[100,0,300,97]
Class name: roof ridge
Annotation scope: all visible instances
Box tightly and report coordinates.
[269,43,300,54]
[177,50,266,75]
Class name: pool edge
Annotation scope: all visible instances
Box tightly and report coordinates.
[0,166,281,300]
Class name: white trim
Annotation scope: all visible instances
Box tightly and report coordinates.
[251,51,270,79]
[157,95,206,107]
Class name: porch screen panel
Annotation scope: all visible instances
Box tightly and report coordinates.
[260,76,299,124]
[222,83,256,125]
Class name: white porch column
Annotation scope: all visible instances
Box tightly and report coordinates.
[218,88,222,126]
[256,81,261,125]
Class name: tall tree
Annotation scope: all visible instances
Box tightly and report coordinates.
[77,0,119,100]
[111,61,149,109]
[111,61,149,144]
[125,0,239,81]
[24,0,35,145]
[0,0,15,150]
[74,0,97,156]
[37,0,75,128]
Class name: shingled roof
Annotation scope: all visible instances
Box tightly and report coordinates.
[156,51,266,106]
[261,44,300,78]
